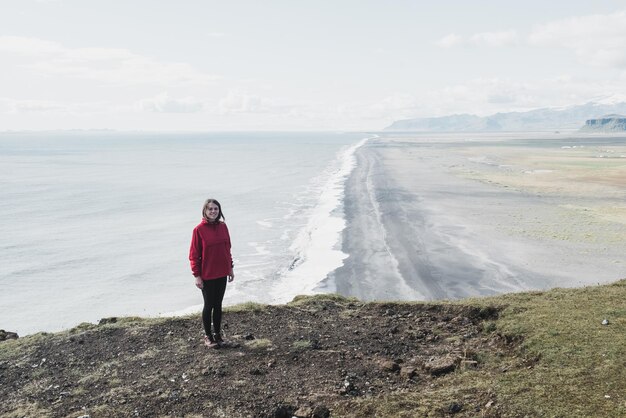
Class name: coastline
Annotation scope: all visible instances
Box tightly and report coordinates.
[330,133,626,301]
[268,136,372,302]
[0,131,367,336]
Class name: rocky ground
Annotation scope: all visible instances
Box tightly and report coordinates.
[0,295,516,418]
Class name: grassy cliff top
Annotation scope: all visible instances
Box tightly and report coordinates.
[1,279,625,417]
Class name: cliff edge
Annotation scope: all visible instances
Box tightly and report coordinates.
[1,280,625,417]
[581,114,626,132]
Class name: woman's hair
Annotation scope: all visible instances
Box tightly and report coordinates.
[202,198,225,223]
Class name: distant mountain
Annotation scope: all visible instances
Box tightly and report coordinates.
[581,114,626,132]
[384,101,626,132]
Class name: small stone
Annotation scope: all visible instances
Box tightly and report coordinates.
[485,400,494,408]
[400,366,417,379]
[0,330,19,341]
[293,406,314,417]
[244,334,256,340]
[447,402,462,413]
[312,405,330,418]
[98,317,117,325]
[378,359,400,372]
[602,319,609,325]
[249,367,266,376]
[340,375,360,396]
[273,404,295,418]
[460,360,478,370]
[426,356,458,376]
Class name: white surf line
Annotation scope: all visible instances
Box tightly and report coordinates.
[268,136,374,302]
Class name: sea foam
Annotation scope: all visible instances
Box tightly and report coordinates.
[268,137,372,302]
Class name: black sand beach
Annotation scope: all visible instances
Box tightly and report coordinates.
[330,133,626,301]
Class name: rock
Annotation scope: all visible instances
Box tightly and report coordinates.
[425,356,458,376]
[244,333,256,340]
[273,404,295,418]
[460,360,478,370]
[447,402,462,413]
[219,340,240,348]
[98,317,117,325]
[250,367,266,376]
[202,366,227,377]
[0,330,19,341]
[602,319,609,325]
[400,366,417,379]
[340,374,361,396]
[312,405,330,418]
[378,359,400,373]
[294,406,314,417]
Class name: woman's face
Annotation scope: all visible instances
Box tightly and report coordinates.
[205,202,220,221]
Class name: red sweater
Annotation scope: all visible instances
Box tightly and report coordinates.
[189,220,233,280]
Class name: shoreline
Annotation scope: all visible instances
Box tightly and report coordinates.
[330,133,626,301]
[267,136,372,302]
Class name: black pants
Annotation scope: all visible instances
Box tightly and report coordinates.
[201,277,227,337]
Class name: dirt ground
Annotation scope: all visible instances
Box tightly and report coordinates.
[0,295,514,418]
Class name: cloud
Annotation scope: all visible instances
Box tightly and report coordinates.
[436,33,464,48]
[529,10,626,68]
[0,36,63,55]
[470,30,518,47]
[436,31,518,48]
[135,92,205,113]
[367,93,421,120]
[0,36,218,85]
[218,90,268,114]
[0,98,65,114]
[364,74,626,123]
[0,97,95,114]
[432,75,626,116]
[13,100,68,113]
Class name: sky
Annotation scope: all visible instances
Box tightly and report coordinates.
[1,0,626,131]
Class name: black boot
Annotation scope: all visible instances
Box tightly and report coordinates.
[204,334,218,348]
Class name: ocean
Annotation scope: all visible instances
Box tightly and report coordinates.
[0,131,370,335]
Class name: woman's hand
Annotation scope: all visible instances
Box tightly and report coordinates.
[228,269,235,282]
[195,276,203,289]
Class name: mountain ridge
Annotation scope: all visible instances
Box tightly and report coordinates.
[385,101,626,132]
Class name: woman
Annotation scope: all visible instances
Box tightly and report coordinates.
[189,198,234,348]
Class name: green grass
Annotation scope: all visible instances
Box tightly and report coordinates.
[3,280,625,417]
[225,301,268,312]
[288,293,359,306]
[334,279,626,417]
[244,338,273,350]
[292,340,313,350]
[480,280,626,417]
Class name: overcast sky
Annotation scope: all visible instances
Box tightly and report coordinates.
[1,0,626,131]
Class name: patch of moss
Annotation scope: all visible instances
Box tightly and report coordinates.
[288,293,358,306]
[225,301,267,312]
[292,340,312,350]
[244,338,272,350]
